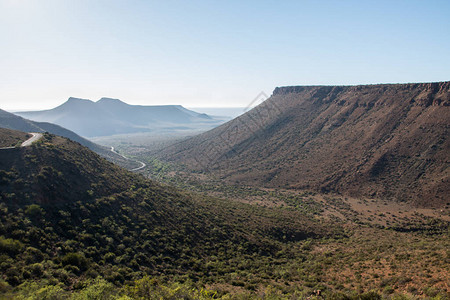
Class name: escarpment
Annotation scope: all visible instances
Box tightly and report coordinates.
[158,82,450,207]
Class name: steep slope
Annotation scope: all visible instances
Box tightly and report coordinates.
[16,97,220,137]
[0,109,139,169]
[0,130,332,289]
[0,108,105,153]
[158,82,450,207]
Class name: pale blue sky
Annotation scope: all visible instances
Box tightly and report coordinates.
[1,0,449,110]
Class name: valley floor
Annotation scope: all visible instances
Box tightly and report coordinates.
[126,151,449,299]
[3,135,447,299]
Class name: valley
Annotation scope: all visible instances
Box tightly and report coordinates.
[0,82,448,299]
[3,1,449,298]
[86,98,450,297]
[156,82,449,207]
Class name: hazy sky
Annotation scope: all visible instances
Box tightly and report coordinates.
[1,0,449,111]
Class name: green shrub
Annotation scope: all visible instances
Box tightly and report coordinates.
[0,280,10,293]
[0,236,23,255]
[24,247,45,263]
[70,278,117,300]
[25,204,43,216]
[29,263,44,277]
[61,253,89,271]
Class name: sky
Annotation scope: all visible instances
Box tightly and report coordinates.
[1,0,449,111]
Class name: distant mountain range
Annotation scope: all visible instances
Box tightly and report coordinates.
[16,97,223,137]
[158,82,450,207]
[0,109,139,169]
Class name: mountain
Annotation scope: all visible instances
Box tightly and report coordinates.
[0,109,140,169]
[16,97,221,137]
[157,82,450,207]
[1,128,447,299]
[0,129,333,294]
[0,108,104,152]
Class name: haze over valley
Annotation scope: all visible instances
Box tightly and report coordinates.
[1,1,449,299]
[16,97,225,137]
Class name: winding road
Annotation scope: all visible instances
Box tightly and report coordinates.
[111,146,146,172]
[21,133,43,147]
[0,132,43,150]
[0,134,146,173]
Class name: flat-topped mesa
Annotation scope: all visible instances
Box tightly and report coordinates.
[159,81,449,207]
[272,81,450,107]
[411,81,450,106]
[97,97,127,105]
[15,96,221,137]
[66,97,93,104]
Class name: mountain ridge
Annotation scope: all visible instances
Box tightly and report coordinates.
[0,109,140,169]
[156,81,450,207]
[16,97,220,137]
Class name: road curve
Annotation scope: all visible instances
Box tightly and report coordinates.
[0,132,43,150]
[21,133,43,147]
[130,161,146,172]
[111,146,147,172]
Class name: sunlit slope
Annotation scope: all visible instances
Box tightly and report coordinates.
[158,82,450,207]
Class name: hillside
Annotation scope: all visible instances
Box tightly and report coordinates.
[0,108,104,152]
[1,130,448,299]
[16,97,222,137]
[0,130,334,295]
[0,128,30,148]
[157,82,450,207]
[0,109,140,170]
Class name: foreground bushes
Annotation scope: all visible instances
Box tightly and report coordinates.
[2,276,447,300]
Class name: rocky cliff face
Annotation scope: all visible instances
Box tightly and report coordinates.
[158,82,450,207]
[273,82,450,106]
